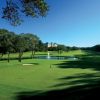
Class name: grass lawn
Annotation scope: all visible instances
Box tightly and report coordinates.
[0,50,100,100]
[2,50,85,59]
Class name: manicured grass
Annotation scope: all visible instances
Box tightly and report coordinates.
[1,50,85,60]
[0,50,100,100]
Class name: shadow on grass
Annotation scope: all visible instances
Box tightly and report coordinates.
[15,51,100,100]
[27,63,39,65]
[16,82,100,100]
[55,50,100,71]
[53,73,100,88]
[55,60,100,71]
[16,68,100,100]
[35,54,47,56]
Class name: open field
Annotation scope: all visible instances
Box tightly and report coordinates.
[0,50,100,100]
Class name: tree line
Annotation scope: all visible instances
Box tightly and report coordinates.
[0,29,81,62]
[81,45,100,52]
[0,29,47,62]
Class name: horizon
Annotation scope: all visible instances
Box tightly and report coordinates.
[0,0,100,47]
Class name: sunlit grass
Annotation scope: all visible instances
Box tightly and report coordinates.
[0,50,100,100]
[1,50,85,59]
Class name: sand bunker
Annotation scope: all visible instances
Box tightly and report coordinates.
[23,64,33,66]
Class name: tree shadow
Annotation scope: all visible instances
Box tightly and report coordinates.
[16,82,100,100]
[35,54,47,55]
[28,63,39,65]
[53,73,100,87]
[55,51,100,71]
[15,51,100,100]
[15,70,100,100]
[55,60,100,71]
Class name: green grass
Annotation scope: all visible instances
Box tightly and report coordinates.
[1,50,85,59]
[0,50,100,100]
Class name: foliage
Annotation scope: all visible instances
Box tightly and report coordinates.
[0,28,85,62]
[92,45,100,52]
[20,33,40,58]
[0,29,16,62]
[81,44,100,52]
[1,0,49,26]
[0,29,40,62]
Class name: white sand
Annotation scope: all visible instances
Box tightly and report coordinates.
[22,64,33,66]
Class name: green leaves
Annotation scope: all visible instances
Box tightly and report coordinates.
[2,0,49,26]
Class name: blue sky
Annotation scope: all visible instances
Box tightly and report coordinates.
[0,0,100,47]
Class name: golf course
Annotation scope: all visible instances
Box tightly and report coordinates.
[0,50,100,100]
[1,0,100,99]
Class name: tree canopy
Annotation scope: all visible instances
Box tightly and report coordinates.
[1,0,49,26]
[0,29,40,62]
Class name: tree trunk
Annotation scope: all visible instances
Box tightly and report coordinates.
[32,50,34,59]
[18,53,21,62]
[0,53,3,60]
[31,49,35,59]
[33,50,35,55]
[18,51,23,62]
[7,52,10,62]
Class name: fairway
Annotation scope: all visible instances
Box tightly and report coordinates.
[0,50,100,100]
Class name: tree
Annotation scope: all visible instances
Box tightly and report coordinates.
[0,28,45,62]
[6,32,15,62]
[1,0,49,26]
[0,29,16,62]
[0,29,9,56]
[30,37,38,58]
[20,33,39,59]
[15,35,27,62]
[92,45,100,52]
[37,41,48,51]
